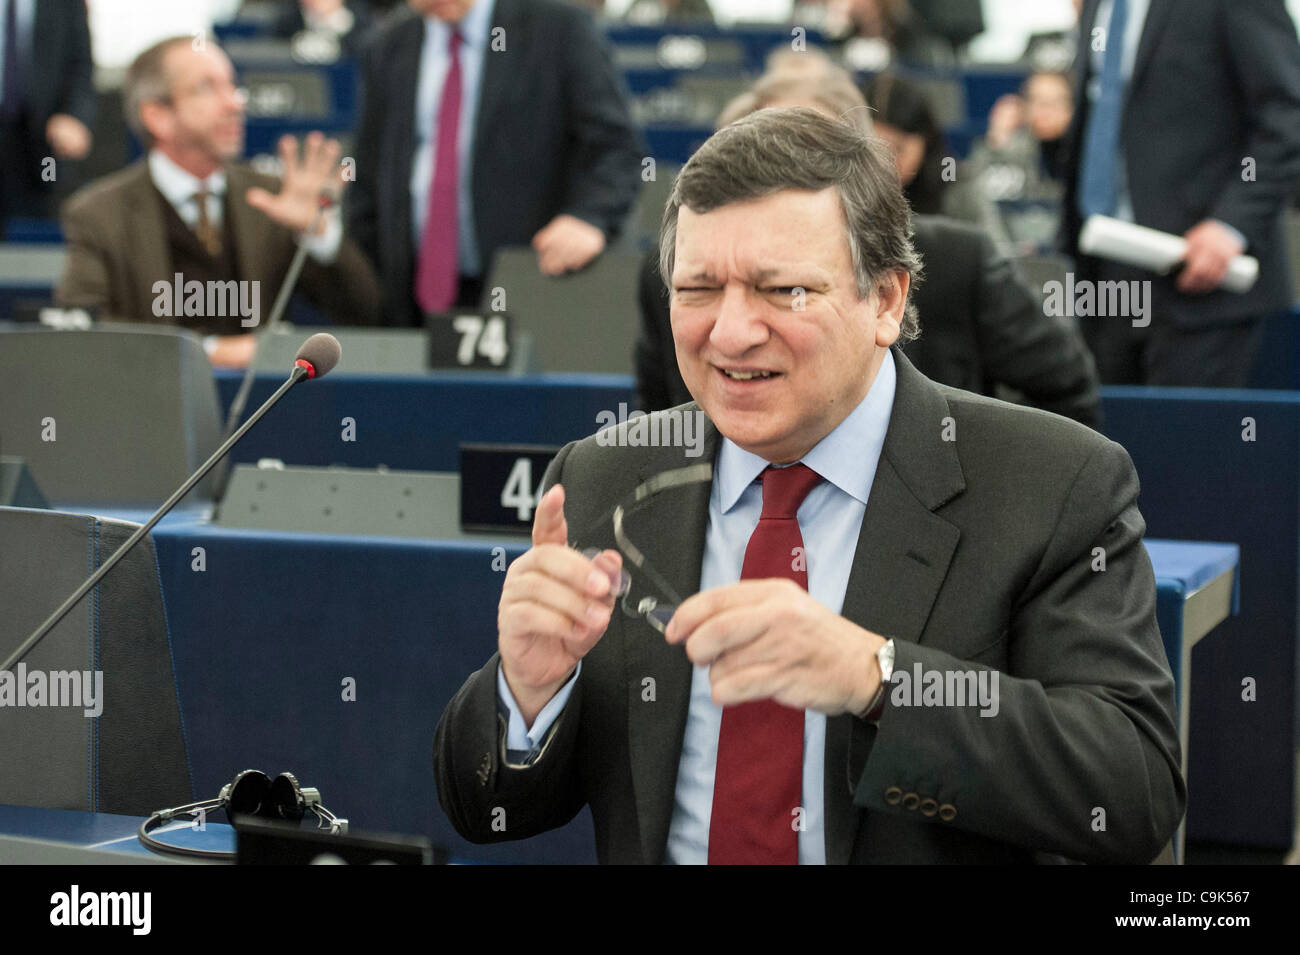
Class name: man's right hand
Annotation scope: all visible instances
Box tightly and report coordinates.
[498,484,622,727]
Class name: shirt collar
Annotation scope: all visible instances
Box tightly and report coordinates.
[426,0,496,49]
[714,348,898,513]
[147,149,227,207]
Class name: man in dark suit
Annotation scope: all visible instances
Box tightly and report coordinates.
[346,0,643,326]
[1059,0,1300,385]
[434,109,1184,864]
[56,36,380,368]
[0,0,95,225]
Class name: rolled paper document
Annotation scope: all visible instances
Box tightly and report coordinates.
[1079,214,1259,294]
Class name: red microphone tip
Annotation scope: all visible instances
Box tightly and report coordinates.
[295,358,317,379]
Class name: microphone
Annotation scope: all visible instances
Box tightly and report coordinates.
[218,184,343,469]
[0,333,342,672]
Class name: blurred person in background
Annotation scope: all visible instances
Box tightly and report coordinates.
[952,71,1073,251]
[347,0,643,326]
[623,0,714,25]
[824,0,950,70]
[271,0,375,57]
[638,52,1100,427]
[55,36,380,367]
[861,72,946,214]
[1059,0,1300,386]
[0,0,95,227]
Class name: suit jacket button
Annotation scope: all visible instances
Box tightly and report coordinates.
[939,803,957,822]
[920,797,938,817]
[477,753,491,787]
[902,792,920,811]
[884,786,902,805]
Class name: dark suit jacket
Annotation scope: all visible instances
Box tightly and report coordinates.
[1059,0,1300,326]
[55,160,381,328]
[346,0,644,326]
[434,347,1185,864]
[635,216,1102,427]
[24,0,95,134]
[0,0,95,216]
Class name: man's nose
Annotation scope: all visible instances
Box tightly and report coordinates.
[708,284,768,357]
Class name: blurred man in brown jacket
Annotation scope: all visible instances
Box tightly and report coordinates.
[56,36,380,367]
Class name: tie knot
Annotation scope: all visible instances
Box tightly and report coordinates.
[448,27,463,53]
[759,464,822,520]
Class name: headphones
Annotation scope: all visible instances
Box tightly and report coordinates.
[138,769,348,861]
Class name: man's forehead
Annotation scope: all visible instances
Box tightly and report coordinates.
[165,44,235,81]
[672,187,849,280]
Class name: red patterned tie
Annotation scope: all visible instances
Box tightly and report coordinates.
[708,463,823,865]
[415,27,462,313]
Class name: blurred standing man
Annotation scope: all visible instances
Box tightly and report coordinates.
[0,0,95,226]
[56,36,380,368]
[1060,0,1300,385]
[347,0,643,326]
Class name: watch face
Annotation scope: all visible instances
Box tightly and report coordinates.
[877,638,896,683]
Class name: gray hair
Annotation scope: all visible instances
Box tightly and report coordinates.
[659,107,924,343]
[123,36,196,146]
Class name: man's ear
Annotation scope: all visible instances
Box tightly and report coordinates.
[873,270,909,347]
[139,101,171,147]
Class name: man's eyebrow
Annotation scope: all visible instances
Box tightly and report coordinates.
[676,270,718,285]
[674,265,831,286]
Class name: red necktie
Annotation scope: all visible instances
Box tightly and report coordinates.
[415,27,462,314]
[708,463,823,865]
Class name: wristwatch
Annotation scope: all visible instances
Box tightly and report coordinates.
[859,638,895,723]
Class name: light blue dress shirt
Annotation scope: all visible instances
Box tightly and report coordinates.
[1085,0,1151,225]
[409,0,495,279]
[0,0,34,112]
[498,348,898,864]
[1084,0,1247,249]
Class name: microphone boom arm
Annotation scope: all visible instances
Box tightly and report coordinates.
[1,365,310,672]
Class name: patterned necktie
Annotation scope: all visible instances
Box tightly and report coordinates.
[415,27,463,314]
[193,189,222,258]
[1077,0,1129,218]
[708,463,823,865]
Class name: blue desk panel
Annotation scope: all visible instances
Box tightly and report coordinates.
[214,370,636,473]
[1102,386,1300,849]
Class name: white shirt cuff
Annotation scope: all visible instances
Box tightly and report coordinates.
[301,210,343,265]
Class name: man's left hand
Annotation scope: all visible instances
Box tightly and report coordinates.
[1177,219,1244,295]
[532,214,606,275]
[45,114,92,160]
[664,578,887,716]
[245,132,343,235]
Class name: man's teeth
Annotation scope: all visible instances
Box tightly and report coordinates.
[723,370,775,380]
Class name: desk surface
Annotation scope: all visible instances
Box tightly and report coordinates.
[0,804,233,863]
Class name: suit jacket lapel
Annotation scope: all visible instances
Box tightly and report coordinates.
[620,421,719,864]
[823,348,964,864]
[472,0,522,173]
[390,13,422,266]
[122,162,172,321]
[1128,0,1174,97]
